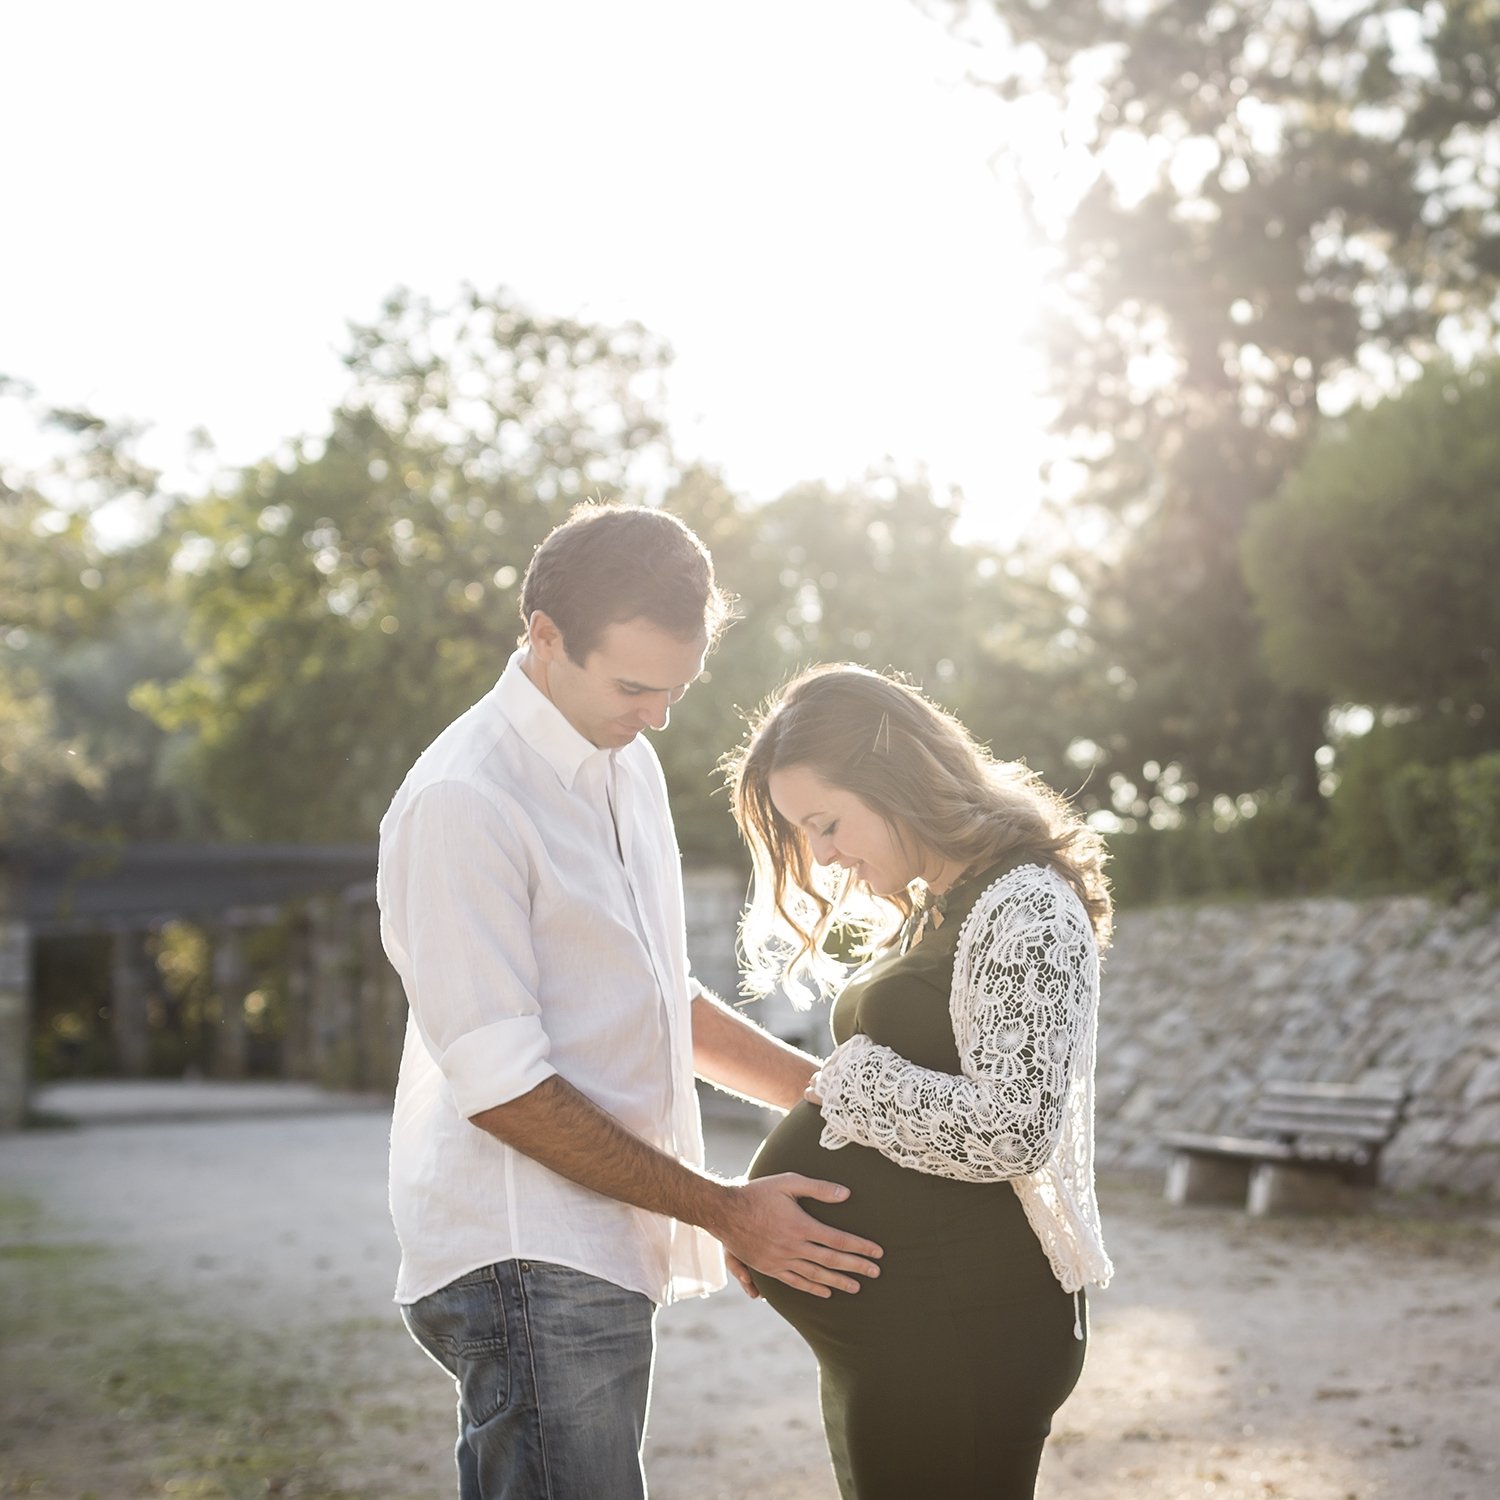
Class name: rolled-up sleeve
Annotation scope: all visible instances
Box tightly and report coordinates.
[391,779,555,1117]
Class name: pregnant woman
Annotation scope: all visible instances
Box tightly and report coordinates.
[724,665,1115,1500]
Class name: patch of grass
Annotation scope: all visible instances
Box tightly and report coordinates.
[1245,1210,1500,1265]
[0,1191,43,1230]
[0,1241,107,1262]
[322,1314,395,1337]
[1103,1169,1500,1265]
[0,1204,371,1500]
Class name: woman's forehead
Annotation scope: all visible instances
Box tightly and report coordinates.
[766,765,852,822]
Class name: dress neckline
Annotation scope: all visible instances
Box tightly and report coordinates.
[902,855,1022,953]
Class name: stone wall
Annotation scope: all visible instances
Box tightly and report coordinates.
[683,863,747,1005]
[1096,892,1500,1201]
[0,919,28,1130]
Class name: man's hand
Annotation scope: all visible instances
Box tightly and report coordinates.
[724,1250,760,1300]
[705,1174,882,1299]
[471,1077,881,1299]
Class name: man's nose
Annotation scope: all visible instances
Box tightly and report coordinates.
[639,693,673,730]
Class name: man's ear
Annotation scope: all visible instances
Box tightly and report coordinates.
[527,610,564,661]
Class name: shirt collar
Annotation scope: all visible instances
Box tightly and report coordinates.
[494,650,612,792]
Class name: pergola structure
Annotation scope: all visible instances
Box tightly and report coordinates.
[0,844,380,1129]
[0,845,759,1133]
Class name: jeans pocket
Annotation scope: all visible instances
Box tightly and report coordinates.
[403,1267,511,1425]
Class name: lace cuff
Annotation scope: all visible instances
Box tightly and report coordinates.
[810,865,1093,1183]
[812,1032,1058,1181]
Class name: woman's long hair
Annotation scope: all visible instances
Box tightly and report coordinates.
[723,664,1112,997]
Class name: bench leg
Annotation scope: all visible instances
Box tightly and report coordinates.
[1247,1162,1368,1217]
[1166,1153,1254,1207]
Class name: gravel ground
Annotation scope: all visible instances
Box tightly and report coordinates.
[2,1083,1497,1500]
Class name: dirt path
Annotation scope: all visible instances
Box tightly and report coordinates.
[2,1088,1497,1499]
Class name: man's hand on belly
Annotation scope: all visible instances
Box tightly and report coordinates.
[472,1076,881,1297]
[702,1174,883,1299]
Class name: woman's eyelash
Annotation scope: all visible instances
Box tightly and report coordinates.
[821,821,838,838]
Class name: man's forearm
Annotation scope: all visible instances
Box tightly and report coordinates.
[469,1075,733,1234]
[691,991,819,1112]
[469,1067,884,1299]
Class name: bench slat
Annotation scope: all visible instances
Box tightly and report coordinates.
[1249,1097,1403,1124]
[1161,1078,1407,1203]
[1247,1113,1397,1143]
[1259,1080,1406,1103]
[1160,1131,1294,1159]
[1289,1141,1371,1163]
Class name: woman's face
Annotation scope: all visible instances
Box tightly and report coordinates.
[765,764,919,897]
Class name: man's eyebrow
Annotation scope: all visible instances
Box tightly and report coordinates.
[615,672,703,693]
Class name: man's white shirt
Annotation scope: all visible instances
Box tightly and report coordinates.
[379,652,726,1305]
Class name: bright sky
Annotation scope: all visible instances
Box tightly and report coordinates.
[5,0,1052,542]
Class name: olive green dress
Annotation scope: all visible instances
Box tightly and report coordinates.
[747,864,1087,1499]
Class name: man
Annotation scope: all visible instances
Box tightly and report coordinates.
[378,503,881,1499]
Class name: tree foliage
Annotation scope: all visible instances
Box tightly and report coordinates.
[138,286,674,841]
[920,0,1500,811]
[1245,361,1500,729]
[0,386,193,840]
[660,468,1073,853]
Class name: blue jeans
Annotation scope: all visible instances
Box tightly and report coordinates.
[401,1259,657,1500]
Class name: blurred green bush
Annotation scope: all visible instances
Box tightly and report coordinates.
[1107,747,1500,907]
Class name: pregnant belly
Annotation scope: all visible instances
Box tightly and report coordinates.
[745,1101,1048,1359]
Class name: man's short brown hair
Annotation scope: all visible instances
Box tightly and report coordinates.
[519,503,734,661]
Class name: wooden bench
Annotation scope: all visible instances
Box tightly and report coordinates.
[1161,1080,1408,1216]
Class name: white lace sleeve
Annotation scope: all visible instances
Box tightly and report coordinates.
[812,865,1098,1183]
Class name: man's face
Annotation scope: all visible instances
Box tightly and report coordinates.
[532,614,708,750]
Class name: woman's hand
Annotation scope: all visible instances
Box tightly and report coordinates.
[804,1064,826,1107]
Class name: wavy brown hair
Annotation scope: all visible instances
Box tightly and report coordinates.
[723,664,1112,995]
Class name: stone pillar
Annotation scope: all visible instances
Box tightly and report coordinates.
[682,863,748,1003]
[0,917,31,1131]
[308,895,358,1088]
[211,923,251,1079]
[1164,1151,1254,1207]
[354,887,410,1096]
[1247,1162,1368,1217]
[109,926,154,1077]
[352,895,395,1093]
[282,911,315,1081]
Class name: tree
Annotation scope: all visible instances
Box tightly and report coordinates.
[0,385,191,841]
[919,0,1500,812]
[1244,361,1500,732]
[140,285,675,840]
[658,467,1086,853]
